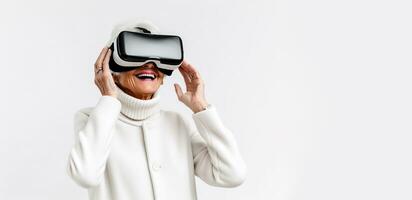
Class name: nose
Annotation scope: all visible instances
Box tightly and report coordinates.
[142,62,157,69]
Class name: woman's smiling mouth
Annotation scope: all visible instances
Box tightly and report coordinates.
[135,69,158,81]
[136,73,156,80]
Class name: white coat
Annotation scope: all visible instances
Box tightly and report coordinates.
[66,92,247,200]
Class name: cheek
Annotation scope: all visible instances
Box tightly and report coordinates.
[119,75,137,89]
[157,76,164,86]
[127,76,139,88]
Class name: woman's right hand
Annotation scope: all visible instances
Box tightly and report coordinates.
[94,47,117,98]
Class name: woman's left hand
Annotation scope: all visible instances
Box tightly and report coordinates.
[174,60,209,113]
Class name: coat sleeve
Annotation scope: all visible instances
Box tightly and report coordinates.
[190,104,247,187]
[66,96,121,188]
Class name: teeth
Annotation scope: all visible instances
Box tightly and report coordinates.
[137,73,156,79]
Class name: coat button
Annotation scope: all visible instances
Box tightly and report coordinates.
[152,162,162,171]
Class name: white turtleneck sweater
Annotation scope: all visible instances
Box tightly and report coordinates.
[66,86,247,200]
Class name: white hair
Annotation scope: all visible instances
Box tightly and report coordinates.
[107,18,168,82]
[105,18,160,47]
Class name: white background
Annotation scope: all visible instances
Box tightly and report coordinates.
[0,0,411,199]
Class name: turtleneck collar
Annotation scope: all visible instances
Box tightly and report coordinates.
[115,85,161,121]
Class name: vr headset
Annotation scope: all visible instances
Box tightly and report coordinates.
[108,28,184,76]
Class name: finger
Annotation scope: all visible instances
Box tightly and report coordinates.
[186,64,200,80]
[174,83,184,99]
[179,59,190,72]
[178,66,192,85]
[95,47,109,70]
[179,59,187,67]
[102,49,112,73]
[180,59,193,70]
[181,60,201,80]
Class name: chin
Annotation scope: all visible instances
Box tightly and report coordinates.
[137,86,158,94]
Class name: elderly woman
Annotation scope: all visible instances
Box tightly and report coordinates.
[66,21,247,200]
